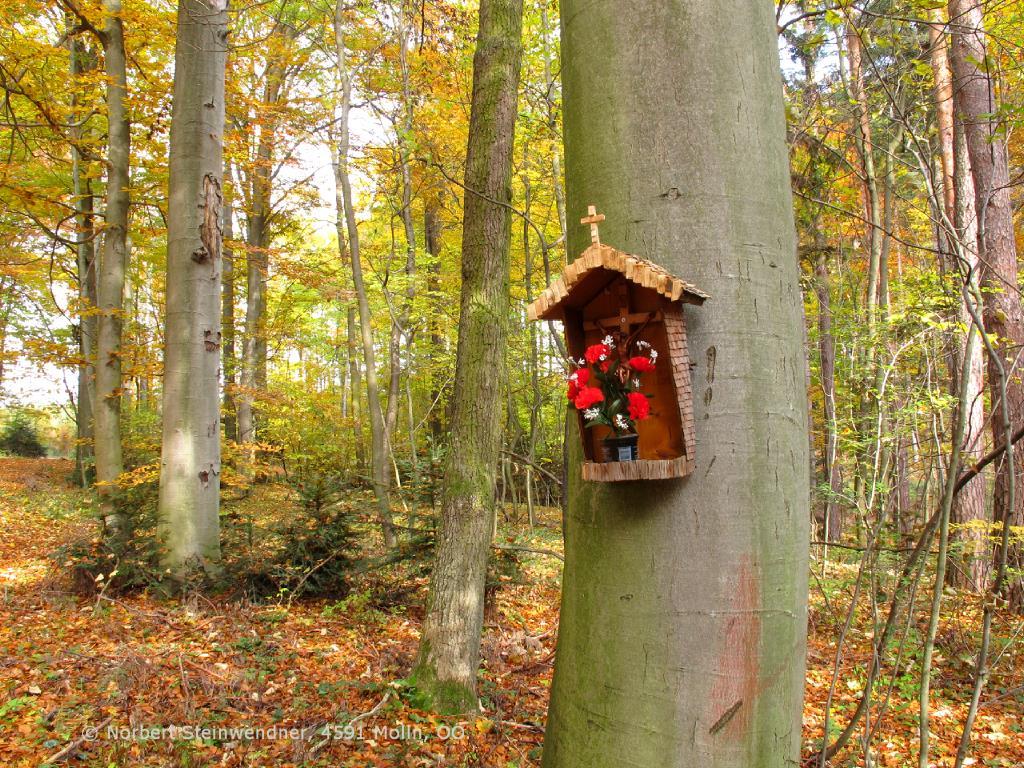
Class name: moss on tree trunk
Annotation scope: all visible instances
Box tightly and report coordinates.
[412,0,524,714]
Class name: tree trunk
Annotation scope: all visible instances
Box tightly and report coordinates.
[930,10,988,591]
[948,0,1024,608]
[540,3,566,254]
[384,0,419,469]
[156,0,228,581]
[346,303,365,468]
[222,163,237,443]
[334,0,397,548]
[523,152,540,528]
[94,0,130,542]
[70,29,97,489]
[237,29,290,451]
[424,202,445,443]
[542,1,808,765]
[412,0,523,712]
[846,23,882,324]
[815,251,842,541]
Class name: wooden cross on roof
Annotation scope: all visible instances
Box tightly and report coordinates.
[581,205,605,247]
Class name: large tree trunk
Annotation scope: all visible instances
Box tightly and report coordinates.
[334,0,397,548]
[156,0,228,581]
[542,1,809,765]
[929,10,988,592]
[94,0,130,542]
[412,0,523,712]
[948,0,1024,608]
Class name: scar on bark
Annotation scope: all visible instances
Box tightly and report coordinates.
[204,329,221,352]
[193,174,223,267]
[709,699,743,735]
[198,466,219,488]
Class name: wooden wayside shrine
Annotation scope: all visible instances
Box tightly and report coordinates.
[528,206,709,482]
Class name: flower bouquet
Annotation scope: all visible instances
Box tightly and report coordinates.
[566,335,657,462]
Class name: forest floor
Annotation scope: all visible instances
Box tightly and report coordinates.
[0,457,1021,768]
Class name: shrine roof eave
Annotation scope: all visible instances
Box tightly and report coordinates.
[526,243,709,322]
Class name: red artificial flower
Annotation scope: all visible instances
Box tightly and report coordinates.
[573,385,605,410]
[628,355,656,373]
[600,359,613,372]
[627,391,650,420]
[585,343,610,365]
[566,367,590,401]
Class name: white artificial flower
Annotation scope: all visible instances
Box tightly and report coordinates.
[614,414,630,431]
[632,379,640,388]
[599,354,607,361]
[650,350,658,361]
[602,334,615,348]
[636,340,650,349]
[584,408,601,421]
[569,372,578,382]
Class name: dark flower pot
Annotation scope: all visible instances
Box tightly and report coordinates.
[602,433,639,462]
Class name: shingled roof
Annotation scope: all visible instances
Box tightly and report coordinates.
[527,243,709,322]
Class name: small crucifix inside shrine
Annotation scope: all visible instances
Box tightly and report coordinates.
[527,205,710,482]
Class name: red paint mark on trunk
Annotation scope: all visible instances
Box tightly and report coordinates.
[708,558,760,737]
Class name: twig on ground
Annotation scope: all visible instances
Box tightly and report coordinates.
[45,715,113,763]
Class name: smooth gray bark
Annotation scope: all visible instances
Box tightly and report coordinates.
[94,0,130,540]
[542,2,809,766]
[157,0,228,580]
[70,30,97,489]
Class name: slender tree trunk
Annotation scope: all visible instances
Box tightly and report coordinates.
[222,163,237,442]
[424,202,445,443]
[94,0,130,542]
[948,0,1024,608]
[542,1,808,765]
[815,250,842,541]
[237,31,289,452]
[70,30,97,489]
[845,20,887,521]
[346,304,365,468]
[334,1,397,548]
[412,0,523,712]
[383,2,419,477]
[523,154,539,528]
[540,3,566,254]
[0,288,10,397]
[930,10,988,591]
[846,23,882,324]
[156,0,228,581]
